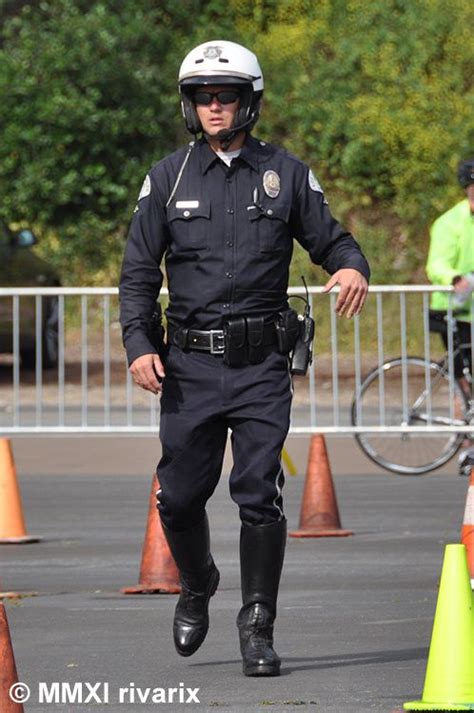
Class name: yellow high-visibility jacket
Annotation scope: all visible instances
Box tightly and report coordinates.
[426,198,474,320]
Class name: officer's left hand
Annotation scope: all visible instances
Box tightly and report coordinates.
[322,269,368,318]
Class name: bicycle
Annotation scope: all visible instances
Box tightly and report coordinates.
[351,316,473,475]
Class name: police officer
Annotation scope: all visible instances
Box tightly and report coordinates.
[119,40,370,677]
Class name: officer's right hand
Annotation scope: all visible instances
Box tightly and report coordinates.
[129,353,165,395]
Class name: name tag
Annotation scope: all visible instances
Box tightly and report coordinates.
[176,200,199,209]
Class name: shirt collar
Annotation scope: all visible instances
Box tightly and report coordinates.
[198,135,261,174]
[199,139,220,174]
[238,135,260,172]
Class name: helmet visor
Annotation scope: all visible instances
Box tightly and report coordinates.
[180,75,253,88]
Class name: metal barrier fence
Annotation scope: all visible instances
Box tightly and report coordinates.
[0,285,472,436]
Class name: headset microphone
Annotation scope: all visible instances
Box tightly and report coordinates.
[216,112,257,150]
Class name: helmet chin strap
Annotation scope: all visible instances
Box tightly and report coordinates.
[214,112,256,151]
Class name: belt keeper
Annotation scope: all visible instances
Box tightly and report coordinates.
[172,327,188,349]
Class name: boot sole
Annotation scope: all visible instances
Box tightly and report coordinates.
[175,568,220,657]
[243,662,281,677]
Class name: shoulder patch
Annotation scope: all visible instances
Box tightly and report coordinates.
[308,169,328,204]
[308,169,323,193]
[137,174,151,201]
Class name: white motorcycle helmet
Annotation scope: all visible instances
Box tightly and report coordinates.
[178,40,264,138]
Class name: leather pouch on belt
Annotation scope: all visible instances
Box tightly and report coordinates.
[275,308,300,354]
[246,316,265,364]
[223,317,246,367]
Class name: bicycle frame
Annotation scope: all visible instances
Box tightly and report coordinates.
[414,316,474,429]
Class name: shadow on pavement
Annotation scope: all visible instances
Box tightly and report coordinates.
[189,646,427,674]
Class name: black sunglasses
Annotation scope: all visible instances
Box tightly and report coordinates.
[193,90,240,106]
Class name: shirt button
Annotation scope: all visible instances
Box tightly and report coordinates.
[183,210,190,217]
[226,272,233,278]
[266,209,273,216]
[227,241,233,247]
[226,208,234,214]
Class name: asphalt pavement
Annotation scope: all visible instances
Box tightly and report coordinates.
[1,436,469,713]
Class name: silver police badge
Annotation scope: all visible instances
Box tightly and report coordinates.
[263,170,280,198]
[203,46,222,59]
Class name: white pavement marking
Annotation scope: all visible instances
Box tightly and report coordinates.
[364,617,432,625]
[68,607,161,611]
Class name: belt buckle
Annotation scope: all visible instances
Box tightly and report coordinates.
[210,330,225,355]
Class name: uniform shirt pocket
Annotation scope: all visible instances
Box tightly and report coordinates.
[248,201,291,253]
[166,200,211,252]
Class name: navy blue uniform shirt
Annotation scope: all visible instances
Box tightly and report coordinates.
[119,135,370,365]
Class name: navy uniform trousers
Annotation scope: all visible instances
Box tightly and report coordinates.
[156,345,293,531]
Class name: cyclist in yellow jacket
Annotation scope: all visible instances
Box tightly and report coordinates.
[426,158,474,381]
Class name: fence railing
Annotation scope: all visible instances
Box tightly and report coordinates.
[0,285,472,435]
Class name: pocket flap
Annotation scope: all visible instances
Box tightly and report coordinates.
[167,200,210,221]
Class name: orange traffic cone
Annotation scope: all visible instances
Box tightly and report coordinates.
[461,467,474,588]
[290,435,353,537]
[122,476,180,594]
[0,439,40,544]
[0,603,24,712]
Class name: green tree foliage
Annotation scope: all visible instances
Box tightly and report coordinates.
[0,0,472,284]
[0,0,195,280]
[230,0,473,282]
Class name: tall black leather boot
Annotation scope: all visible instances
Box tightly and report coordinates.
[237,518,286,676]
[161,515,219,657]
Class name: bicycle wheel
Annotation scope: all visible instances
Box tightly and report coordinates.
[351,357,468,474]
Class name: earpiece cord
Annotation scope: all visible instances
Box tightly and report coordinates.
[288,277,310,316]
[166,141,195,208]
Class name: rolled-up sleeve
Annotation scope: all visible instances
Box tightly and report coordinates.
[119,172,169,366]
[290,165,370,281]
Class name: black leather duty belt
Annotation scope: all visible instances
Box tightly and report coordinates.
[168,322,278,356]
